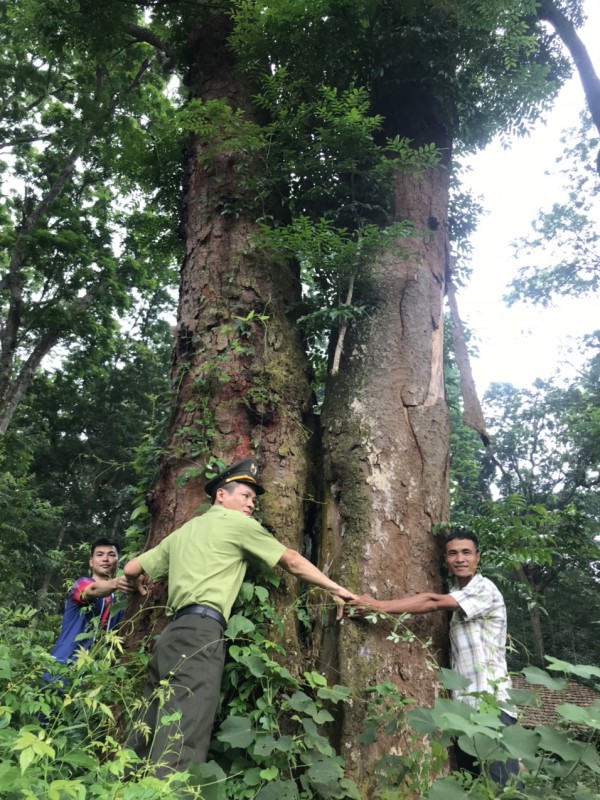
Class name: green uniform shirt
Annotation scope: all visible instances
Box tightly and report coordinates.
[137,506,286,620]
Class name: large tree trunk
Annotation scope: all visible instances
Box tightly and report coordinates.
[319,161,451,787]
[126,13,314,666]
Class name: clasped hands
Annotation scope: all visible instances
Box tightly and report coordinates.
[330,592,384,621]
[115,574,148,597]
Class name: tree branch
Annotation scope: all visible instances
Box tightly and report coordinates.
[537,0,600,173]
[0,287,99,434]
[331,270,356,377]
[0,328,61,434]
[0,135,53,151]
[125,23,177,72]
[446,276,489,445]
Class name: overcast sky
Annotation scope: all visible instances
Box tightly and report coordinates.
[456,1,599,396]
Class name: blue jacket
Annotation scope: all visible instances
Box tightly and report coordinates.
[46,577,124,673]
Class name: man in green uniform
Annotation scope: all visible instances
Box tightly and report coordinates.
[123,457,355,775]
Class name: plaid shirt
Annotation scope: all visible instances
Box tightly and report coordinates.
[449,573,516,716]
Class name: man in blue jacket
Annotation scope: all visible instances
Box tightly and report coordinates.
[47,537,134,673]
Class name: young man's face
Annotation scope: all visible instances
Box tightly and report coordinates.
[216,483,257,516]
[445,538,480,582]
[89,545,119,579]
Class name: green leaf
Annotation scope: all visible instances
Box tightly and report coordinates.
[288,691,318,715]
[306,755,343,790]
[437,668,471,691]
[225,614,256,638]
[0,660,12,680]
[254,586,269,603]
[407,707,439,736]
[237,582,254,603]
[304,670,328,687]
[302,717,318,736]
[580,743,600,774]
[237,653,266,677]
[299,721,335,756]
[129,504,147,520]
[19,747,35,774]
[312,709,335,724]
[555,703,600,729]
[536,724,578,759]
[259,765,279,780]
[501,724,540,763]
[55,751,99,770]
[438,713,490,738]
[506,688,540,708]
[545,656,600,681]
[160,711,182,725]
[457,731,501,760]
[544,759,578,779]
[475,712,505,730]
[187,760,227,800]
[356,720,378,744]
[216,716,256,748]
[339,778,362,799]
[432,698,472,722]
[293,695,334,723]
[317,684,352,703]
[256,779,299,799]
[426,777,470,799]
[47,780,86,800]
[240,768,262,787]
[253,734,294,756]
[521,666,567,690]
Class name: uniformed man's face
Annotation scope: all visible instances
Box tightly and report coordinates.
[216,483,256,516]
[89,546,119,579]
[445,539,480,581]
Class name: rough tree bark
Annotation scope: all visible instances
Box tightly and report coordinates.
[126,13,315,668]
[319,160,452,787]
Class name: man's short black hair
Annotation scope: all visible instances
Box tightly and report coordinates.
[90,537,119,556]
[444,527,479,552]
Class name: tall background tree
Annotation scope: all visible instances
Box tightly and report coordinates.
[0,0,179,602]
[449,117,600,673]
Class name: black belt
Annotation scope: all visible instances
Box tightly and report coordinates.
[171,604,226,629]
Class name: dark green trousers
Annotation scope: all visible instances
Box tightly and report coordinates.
[127,615,226,776]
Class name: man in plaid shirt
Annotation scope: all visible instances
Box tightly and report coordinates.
[349,528,520,788]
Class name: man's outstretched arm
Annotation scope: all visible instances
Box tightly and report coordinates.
[83,575,139,599]
[349,592,459,616]
[277,548,357,620]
